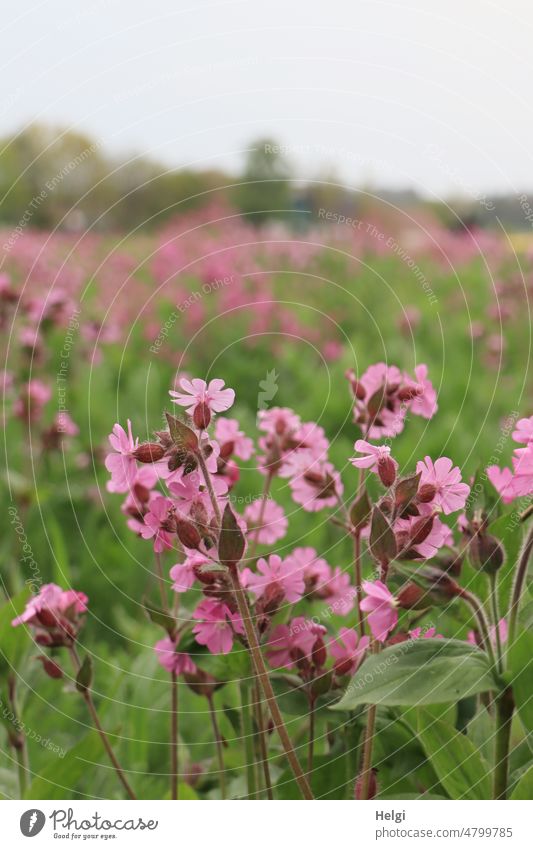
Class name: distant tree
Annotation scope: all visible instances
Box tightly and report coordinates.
[235,138,293,224]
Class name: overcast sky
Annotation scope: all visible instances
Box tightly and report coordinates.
[2,0,533,198]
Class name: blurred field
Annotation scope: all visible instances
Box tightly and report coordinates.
[1,207,532,799]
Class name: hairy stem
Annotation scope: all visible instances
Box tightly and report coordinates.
[69,647,136,799]
[459,589,497,669]
[248,471,273,560]
[196,450,222,526]
[359,704,377,799]
[253,681,273,799]
[508,520,533,648]
[207,693,227,799]
[240,681,257,798]
[353,532,366,638]
[229,565,314,799]
[171,671,179,800]
[307,698,316,775]
[493,687,514,799]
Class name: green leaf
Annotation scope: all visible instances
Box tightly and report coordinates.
[143,598,176,636]
[508,628,533,750]
[332,639,499,709]
[75,654,93,693]
[414,708,491,799]
[276,753,350,799]
[369,505,397,564]
[165,412,198,451]
[510,762,533,799]
[47,512,71,587]
[24,731,102,799]
[218,503,245,566]
[349,489,371,530]
[0,588,32,674]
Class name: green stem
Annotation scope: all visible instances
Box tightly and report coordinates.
[493,687,514,799]
[240,681,258,798]
[253,682,273,799]
[307,698,316,775]
[229,565,314,799]
[353,532,365,638]
[207,693,227,799]
[248,471,273,560]
[171,671,179,800]
[359,704,377,799]
[69,648,136,800]
[196,450,222,526]
[508,520,533,648]
[459,588,498,669]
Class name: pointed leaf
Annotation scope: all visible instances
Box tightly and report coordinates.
[415,708,491,799]
[218,503,246,566]
[508,628,533,751]
[165,412,198,452]
[369,505,397,564]
[350,489,371,530]
[75,654,93,693]
[395,473,421,511]
[332,639,499,709]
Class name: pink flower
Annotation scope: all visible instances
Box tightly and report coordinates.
[258,407,301,437]
[409,626,443,639]
[283,547,331,590]
[351,440,394,471]
[512,416,533,444]
[416,456,470,514]
[170,378,235,415]
[406,364,438,419]
[395,511,452,559]
[105,420,138,493]
[54,412,79,437]
[12,583,88,646]
[242,554,304,604]
[13,379,51,421]
[154,637,196,675]
[244,498,287,545]
[330,628,370,675]
[360,580,398,642]
[486,465,515,504]
[266,617,325,669]
[140,495,175,552]
[320,567,356,614]
[468,618,507,648]
[192,599,244,654]
[289,458,343,512]
[215,418,254,460]
[170,552,210,593]
[509,446,533,497]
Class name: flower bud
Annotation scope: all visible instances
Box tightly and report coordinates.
[469,532,505,575]
[311,636,327,669]
[183,669,219,697]
[176,519,202,550]
[410,514,435,545]
[378,455,396,487]
[417,483,437,503]
[354,768,378,800]
[193,402,211,430]
[35,655,63,679]
[397,582,428,610]
[133,442,166,463]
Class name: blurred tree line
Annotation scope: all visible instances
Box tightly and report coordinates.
[0,124,527,233]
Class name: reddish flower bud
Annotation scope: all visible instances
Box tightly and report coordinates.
[378,455,396,487]
[354,768,378,800]
[410,514,435,545]
[133,442,166,463]
[418,483,437,503]
[193,402,211,429]
[35,655,63,679]
[311,636,328,669]
[398,385,421,402]
[176,519,202,550]
[397,582,428,610]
